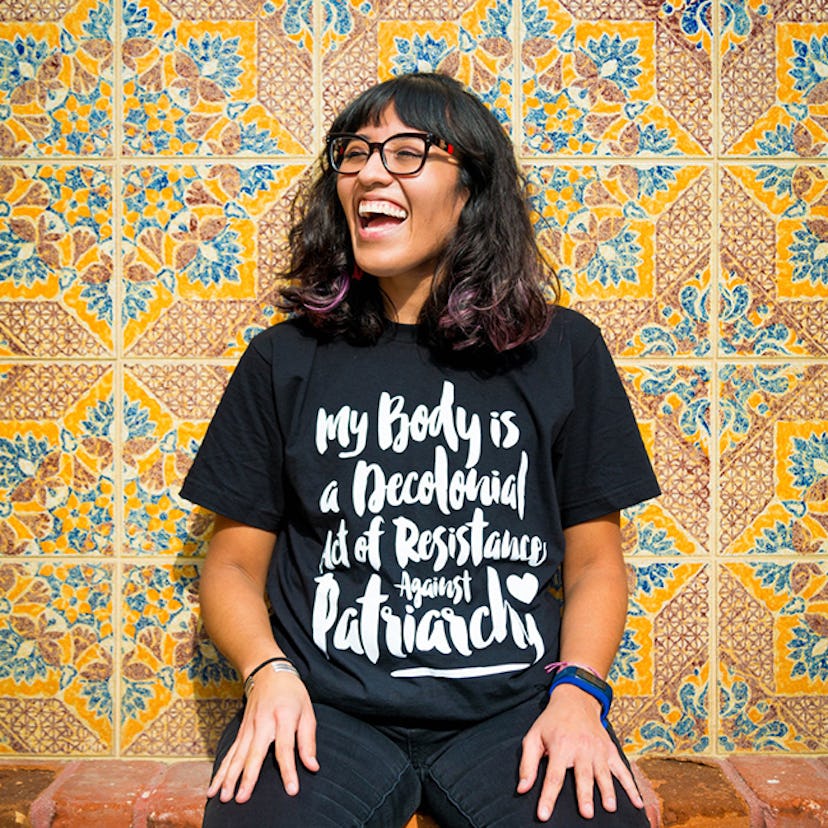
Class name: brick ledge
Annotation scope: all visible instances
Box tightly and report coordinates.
[2,756,827,827]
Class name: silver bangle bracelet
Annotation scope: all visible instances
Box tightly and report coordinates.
[244,661,300,697]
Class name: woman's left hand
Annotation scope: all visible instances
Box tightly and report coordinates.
[517,683,644,821]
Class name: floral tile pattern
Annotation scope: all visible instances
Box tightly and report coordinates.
[0,561,113,754]
[621,366,710,557]
[322,0,516,131]
[122,0,312,156]
[520,0,713,157]
[527,164,711,357]
[0,0,825,764]
[719,562,827,751]
[0,164,113,357]
[120,563,238,755]
[0,0,113,158]
[719,364,828,557]
[613,562,710,753]
[720,165,828,357]
[122,363,229,556]
[722,12,828,156]
[0,363,114,556]
[121,162,306,358]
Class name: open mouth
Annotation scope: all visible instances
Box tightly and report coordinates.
[358,199,408,230]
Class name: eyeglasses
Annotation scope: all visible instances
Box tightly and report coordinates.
[326,132,457,176]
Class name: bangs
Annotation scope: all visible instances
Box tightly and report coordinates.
[330,75,460,145]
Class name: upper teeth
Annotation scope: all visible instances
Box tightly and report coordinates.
[358,201,408,219]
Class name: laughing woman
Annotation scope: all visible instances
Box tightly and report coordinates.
[182,72,660,828]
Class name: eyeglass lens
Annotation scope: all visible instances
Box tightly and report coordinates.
[330,134,429,175]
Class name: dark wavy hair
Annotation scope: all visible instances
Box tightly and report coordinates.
[279,72,559,353]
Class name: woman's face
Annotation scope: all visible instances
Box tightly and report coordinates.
[335,105,469,322]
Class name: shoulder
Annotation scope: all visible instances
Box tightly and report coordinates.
[247,316,316,358]
[537,305,603,364]
[250,316,316,350]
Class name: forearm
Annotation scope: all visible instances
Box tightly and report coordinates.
[199,518,284,680]
[558,560,628,677]
[557,513,628,678]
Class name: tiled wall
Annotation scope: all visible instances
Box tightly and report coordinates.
[0,0,826,760]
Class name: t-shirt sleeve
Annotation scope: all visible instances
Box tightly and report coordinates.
[180,337,285,531]
[553,329,660,528]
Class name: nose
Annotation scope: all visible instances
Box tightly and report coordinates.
[356,145,392,183]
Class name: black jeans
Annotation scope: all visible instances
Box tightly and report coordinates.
[202,692,649,828]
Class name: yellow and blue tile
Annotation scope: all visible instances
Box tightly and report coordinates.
[520,0,712,157]
[621,364,710,557]
[526,163,711,357]
[614,562,710,754]
[122,0,311,156]
[120,562,239,755]
[0,164,113,356]
[719,562,827,751]
[0,362,114,556]
[723,14,828,157]
[0,0,826,765]
[719,363,828,557]
[720,164,828,357]
[0,561,114,753]
[322,0,515,132]
[120,162,304,357]
[122,363,230,557]
[0,0,113,158]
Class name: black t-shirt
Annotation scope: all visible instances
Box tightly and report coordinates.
[181,308,660,725]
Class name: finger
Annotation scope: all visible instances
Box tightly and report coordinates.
[612,758,644,809]
[219,731,254,803]
[516,734,543,794]
[594,765,617,813]
[233,733,273,804]
[207,743,235,798]
[274,731,300,796]
[537,761,566,822]
[573,759,596,819]
[296,709,319,772]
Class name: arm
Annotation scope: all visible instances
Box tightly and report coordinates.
[557,511,628,676]
[517,512,644,821]
[200,515,319,802]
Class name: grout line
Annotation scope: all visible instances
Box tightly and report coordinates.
[1,155,820,167]
[313,0,322,149]
[2,354,828,365]
[710,0,721,755]
[515,2,522,142]
[3,552,826,566]
[2,355,828,366]
[111,0,124,761]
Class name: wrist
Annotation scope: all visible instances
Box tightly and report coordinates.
[548,665,613,728]
[243,655,299,697]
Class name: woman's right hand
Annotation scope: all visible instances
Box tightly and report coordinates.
[208,667,319,803]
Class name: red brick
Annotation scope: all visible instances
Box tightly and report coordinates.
[0,763,64,828]
[637,757,750,827]
[142,761,211,828]
[632,760,663,828]
[729,756,828,828]
[20,756,828,828]
[30,760,165,828]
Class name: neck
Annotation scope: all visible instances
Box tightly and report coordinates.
[381,275,432,324]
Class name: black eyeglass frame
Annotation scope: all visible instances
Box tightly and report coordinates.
[325,131,458,176]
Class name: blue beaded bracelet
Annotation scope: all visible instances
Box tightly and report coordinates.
[548,665,612,728]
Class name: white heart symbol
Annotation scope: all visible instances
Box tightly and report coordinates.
[506,573,538,604]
